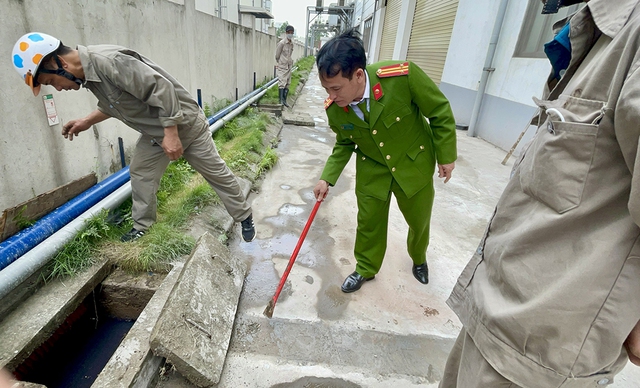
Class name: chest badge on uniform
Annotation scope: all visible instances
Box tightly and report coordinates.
[372,83,383,101]
[341,123,354,130]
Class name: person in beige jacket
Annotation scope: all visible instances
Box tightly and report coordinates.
[441,0,640,387]
[275,25,294,107]
[11,33,256,243]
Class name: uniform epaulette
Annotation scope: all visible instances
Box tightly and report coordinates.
[375,62,410,78]
[324,98,334,110]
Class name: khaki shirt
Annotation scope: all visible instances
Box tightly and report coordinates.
[275,38,293,69]
[447,1,640,387]
[78,45,202,139]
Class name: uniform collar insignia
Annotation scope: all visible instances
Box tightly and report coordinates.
[324,98,333,110]
[373,83,383,101]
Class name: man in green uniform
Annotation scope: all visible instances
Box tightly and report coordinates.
[313,29,457,293]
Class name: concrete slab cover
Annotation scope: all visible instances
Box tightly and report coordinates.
[282,112,315,127]
[149,232,247,387]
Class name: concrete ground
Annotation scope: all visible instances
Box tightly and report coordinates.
[159,67,640,387]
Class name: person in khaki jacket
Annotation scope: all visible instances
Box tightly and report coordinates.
[275,25,294,107]
[11,33,256,243]
[441,0,640,387]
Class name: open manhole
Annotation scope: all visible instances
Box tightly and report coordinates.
[271,377,362,388]
[13,269,165,388]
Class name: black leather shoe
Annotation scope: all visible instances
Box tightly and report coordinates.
[341,271,374,293]
[412,263,429,284]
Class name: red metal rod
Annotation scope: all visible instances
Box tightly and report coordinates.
[264,200,322,317]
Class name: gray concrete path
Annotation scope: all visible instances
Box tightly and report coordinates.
[216,66,640,387]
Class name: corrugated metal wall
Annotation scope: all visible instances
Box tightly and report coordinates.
[406,0,458,84]
[378,0,402,60]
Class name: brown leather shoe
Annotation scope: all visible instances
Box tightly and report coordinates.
[341,271,375,293]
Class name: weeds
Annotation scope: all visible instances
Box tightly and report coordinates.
[258,148,279,175]
[47,210,115,279]
[108,223,195,273]
[13,205,36,230]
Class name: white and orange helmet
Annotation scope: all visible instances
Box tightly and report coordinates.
[12,32,61,96]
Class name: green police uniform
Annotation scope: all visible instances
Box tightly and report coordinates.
[320,61,457,278]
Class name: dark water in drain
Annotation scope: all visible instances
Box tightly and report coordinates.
[17,300,133,388]
[271,377,362,388]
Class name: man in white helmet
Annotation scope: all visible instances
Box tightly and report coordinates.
[11,32,256,243]
[440,0,640,386]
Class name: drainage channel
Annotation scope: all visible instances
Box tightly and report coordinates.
[11,269,166,388]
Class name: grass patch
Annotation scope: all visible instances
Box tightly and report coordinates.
[46,210,120,279]
[103,223,195,273]
[160,177,219,227]
[214,108,273,179]
[258,147,278,175]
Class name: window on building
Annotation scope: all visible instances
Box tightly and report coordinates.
[363,17,373,52]
[514,0,582,58]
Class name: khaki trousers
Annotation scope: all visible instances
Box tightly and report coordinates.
[440,329,522,388]
[440,329,624,388]
[277,65,292,88]
[354,178,434,278]
[129,115,251,231]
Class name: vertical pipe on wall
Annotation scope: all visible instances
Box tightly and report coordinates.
[467,0,510,137]
[305,6,311,56]
[118,137,126,168]
[197,88,202,108]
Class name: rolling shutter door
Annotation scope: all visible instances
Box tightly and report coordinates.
[406,0,458,84]
[378,0,402,60]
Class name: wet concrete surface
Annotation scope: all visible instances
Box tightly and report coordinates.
[211,65,506,387]
[158,65,640,386]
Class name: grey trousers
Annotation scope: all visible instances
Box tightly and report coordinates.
[129,114,252,231]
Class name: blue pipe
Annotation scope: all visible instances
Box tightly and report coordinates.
[0,167,131,270]
[207,78,278,126]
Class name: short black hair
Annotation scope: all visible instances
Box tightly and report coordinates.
[285,25,294,32]
[316,28,366,80]
[40,42,72,71]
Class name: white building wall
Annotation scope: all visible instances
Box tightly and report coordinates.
[440,0,553,152]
